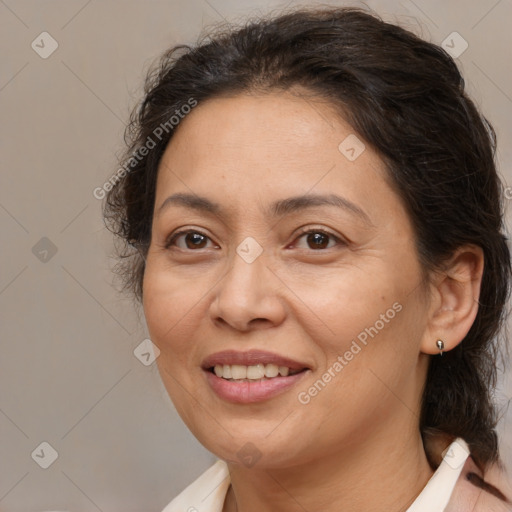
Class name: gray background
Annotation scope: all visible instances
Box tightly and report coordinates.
[1,0,511,510]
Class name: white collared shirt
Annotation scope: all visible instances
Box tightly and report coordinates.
[162,438,470,512]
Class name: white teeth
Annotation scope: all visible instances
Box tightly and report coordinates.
[230,365,247,380]
[264,364,279,378]
[222,364,232,379]
[212,363,301,380]
[278,366,289,377]
[246,364,265,379]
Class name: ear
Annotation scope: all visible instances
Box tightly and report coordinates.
[420,245,484,355]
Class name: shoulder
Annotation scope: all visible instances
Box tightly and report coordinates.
[445,455,512,512]
[161,459,230,512]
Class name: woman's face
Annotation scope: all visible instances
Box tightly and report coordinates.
[143,91,433,468]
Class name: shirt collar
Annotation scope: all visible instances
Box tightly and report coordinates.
[162,437,470,512]
[405,438,470,512]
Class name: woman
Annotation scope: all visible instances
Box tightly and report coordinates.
[103,6,512,511]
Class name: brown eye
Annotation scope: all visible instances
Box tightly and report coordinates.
[184,232,208,249]
[294,229,344,250]
[165,230,215,250]
[306,232,330,249]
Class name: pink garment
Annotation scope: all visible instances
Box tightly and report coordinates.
[445,454,512,511]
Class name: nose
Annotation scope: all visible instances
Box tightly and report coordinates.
[209,249,286,332]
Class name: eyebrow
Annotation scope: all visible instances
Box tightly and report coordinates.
[157,192,372,225]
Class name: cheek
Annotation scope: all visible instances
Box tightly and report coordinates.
[142,266,203,421]
[142,262,205,359]
[299,265,425,400]
[287,265,402,352]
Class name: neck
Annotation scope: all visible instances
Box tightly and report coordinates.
[223,427,435,512]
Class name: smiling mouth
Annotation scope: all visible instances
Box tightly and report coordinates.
[209,363,307,381]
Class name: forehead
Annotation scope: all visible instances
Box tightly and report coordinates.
[162,91,353,166]
[154,92,401,223]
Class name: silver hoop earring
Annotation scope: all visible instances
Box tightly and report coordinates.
[436,339,445,356]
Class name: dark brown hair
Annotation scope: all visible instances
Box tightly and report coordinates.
[103,6,511,468]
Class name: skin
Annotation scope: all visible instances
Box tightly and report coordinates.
[142,91,484,512]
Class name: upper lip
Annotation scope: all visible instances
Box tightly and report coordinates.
[201,350,310,371]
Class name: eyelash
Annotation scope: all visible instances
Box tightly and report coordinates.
[164,227,345,251]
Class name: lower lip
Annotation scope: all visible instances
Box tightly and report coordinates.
[204,369,309,404]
